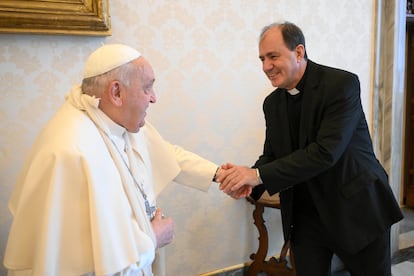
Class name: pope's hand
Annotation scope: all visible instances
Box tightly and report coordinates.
[227,185,253,199]
[151,208,174,248]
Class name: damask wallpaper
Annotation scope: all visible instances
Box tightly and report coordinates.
[0,0,373,275]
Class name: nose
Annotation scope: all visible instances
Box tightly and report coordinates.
[262,58,273,72]
[149,90,157,103]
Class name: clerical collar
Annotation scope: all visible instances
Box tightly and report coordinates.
[287,88,300,95]
[287,63,308,95]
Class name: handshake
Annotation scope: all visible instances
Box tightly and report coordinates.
[214,163,262,199]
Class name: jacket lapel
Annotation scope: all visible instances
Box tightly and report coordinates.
[299,61,321,148]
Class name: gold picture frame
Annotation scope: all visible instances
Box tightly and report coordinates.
[0,0,111,36]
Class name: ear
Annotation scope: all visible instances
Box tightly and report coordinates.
[107,81,123,107]
[295,44,305,62]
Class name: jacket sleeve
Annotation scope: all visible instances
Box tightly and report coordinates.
[142,122,218,193]
[169,143,218,191]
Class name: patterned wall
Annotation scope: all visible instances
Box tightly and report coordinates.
[0,0,374,275]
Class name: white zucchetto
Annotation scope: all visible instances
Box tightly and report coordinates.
[83,44,142,79]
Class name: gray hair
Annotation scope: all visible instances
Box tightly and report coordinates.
[260,21,308,60]
[81,61,137,96]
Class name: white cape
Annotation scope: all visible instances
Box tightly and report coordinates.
[4,86,217,276]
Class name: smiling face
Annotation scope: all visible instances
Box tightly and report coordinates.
[259,27,305,90]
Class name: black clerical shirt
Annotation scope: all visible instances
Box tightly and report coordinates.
[286,68,319,220]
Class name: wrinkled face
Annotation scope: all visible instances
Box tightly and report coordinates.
[259,27,302,89]
[121,58,156,132]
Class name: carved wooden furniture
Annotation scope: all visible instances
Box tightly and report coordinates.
[246,192,295,276]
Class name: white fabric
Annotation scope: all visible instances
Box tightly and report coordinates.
[287,88,300,95]
[4,85,218,276]
[83,44,141,78]
[134,123,217,196]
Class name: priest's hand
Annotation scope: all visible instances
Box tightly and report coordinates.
[151,208,174,248]
[216,163,259,198]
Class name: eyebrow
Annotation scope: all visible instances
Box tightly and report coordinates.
[259,51,279,59]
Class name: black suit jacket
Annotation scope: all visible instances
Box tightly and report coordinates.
[252,60,403,254]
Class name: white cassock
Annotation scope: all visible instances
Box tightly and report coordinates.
[3,85,217,276]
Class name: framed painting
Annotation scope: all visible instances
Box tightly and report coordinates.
[0,0,111,36]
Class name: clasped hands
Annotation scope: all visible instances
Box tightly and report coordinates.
[215,163,261,199]
[152,164,260,248]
